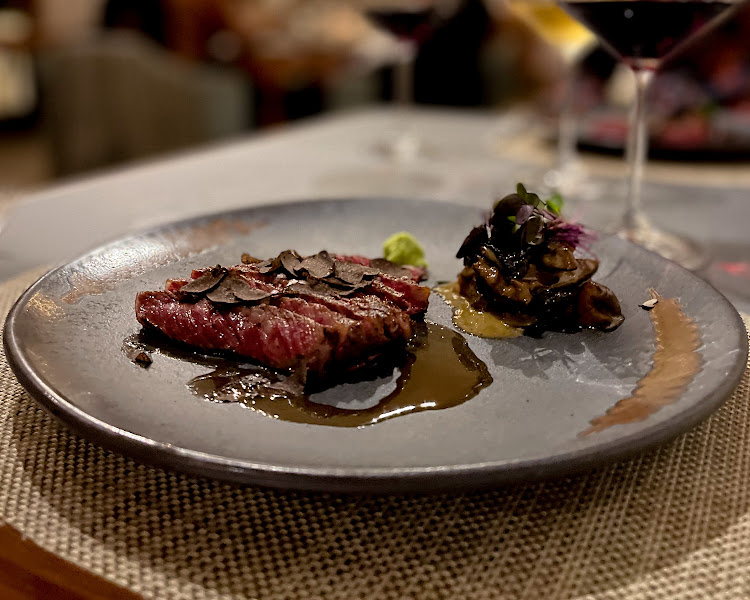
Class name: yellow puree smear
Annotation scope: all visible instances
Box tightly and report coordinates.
[435,282,523,339]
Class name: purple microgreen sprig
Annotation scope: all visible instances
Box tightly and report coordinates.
[503,183,594,251]
[547,219,595,250]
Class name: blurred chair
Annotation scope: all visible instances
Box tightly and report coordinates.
[37,30,252,176]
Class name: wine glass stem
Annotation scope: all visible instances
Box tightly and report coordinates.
[623,68,654,233]
[390,42,419,163]
[394,44,415,109]
[556,63,579,175]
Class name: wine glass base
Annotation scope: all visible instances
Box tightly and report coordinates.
[619,222,709,272]
[542,163,606,203]
[509,159,612,207]
[374,134,436,163]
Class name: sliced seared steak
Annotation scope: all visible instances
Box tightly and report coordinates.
[135,252,430,379]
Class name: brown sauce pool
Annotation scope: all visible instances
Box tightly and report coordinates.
[125,322,493,428]
[582,290,702,435]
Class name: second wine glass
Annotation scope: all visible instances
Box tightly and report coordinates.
[559,0,742,270]
[361,0,463,162]
[505,0,598,195]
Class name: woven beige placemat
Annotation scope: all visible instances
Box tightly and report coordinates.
[1,269,749,600]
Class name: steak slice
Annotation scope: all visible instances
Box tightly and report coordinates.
[135,252,430,379]
[137,292,334,374]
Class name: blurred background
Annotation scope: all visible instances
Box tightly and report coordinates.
[1,0,749,191]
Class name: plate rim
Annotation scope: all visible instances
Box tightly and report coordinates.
[4,197,748,493]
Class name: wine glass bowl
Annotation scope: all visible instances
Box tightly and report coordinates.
[365,1,438,44]
[561,1,736,70]
[558,0,742,270]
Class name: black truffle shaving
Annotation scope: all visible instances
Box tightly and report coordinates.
[256,259,276,274]
[241,253,262,265]
[206,279,240,304]
[179,266,227,295]
[204,275,276,304]
[298,251,335,279]
[368,258,411,279]
[182,251,418,309]
[334,261,366,286]
[278,250,303,277]
[230,277,276,302]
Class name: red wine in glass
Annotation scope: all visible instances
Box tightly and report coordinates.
[558,0,739,270]
[366,7,437,44]
[562,1,734,68]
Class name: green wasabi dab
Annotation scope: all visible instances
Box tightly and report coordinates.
[383,232,428,267]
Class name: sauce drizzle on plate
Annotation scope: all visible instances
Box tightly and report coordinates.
[582,290,702,435]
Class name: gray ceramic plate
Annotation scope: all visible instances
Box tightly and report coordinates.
[4,198,747,493]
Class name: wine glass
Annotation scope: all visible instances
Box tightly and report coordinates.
[313,0,459,197]
[503,0,599,196]
[558,0,743,269]
[359,0,463,161]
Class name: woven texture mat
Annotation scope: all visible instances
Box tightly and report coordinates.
[1,270,750,600]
